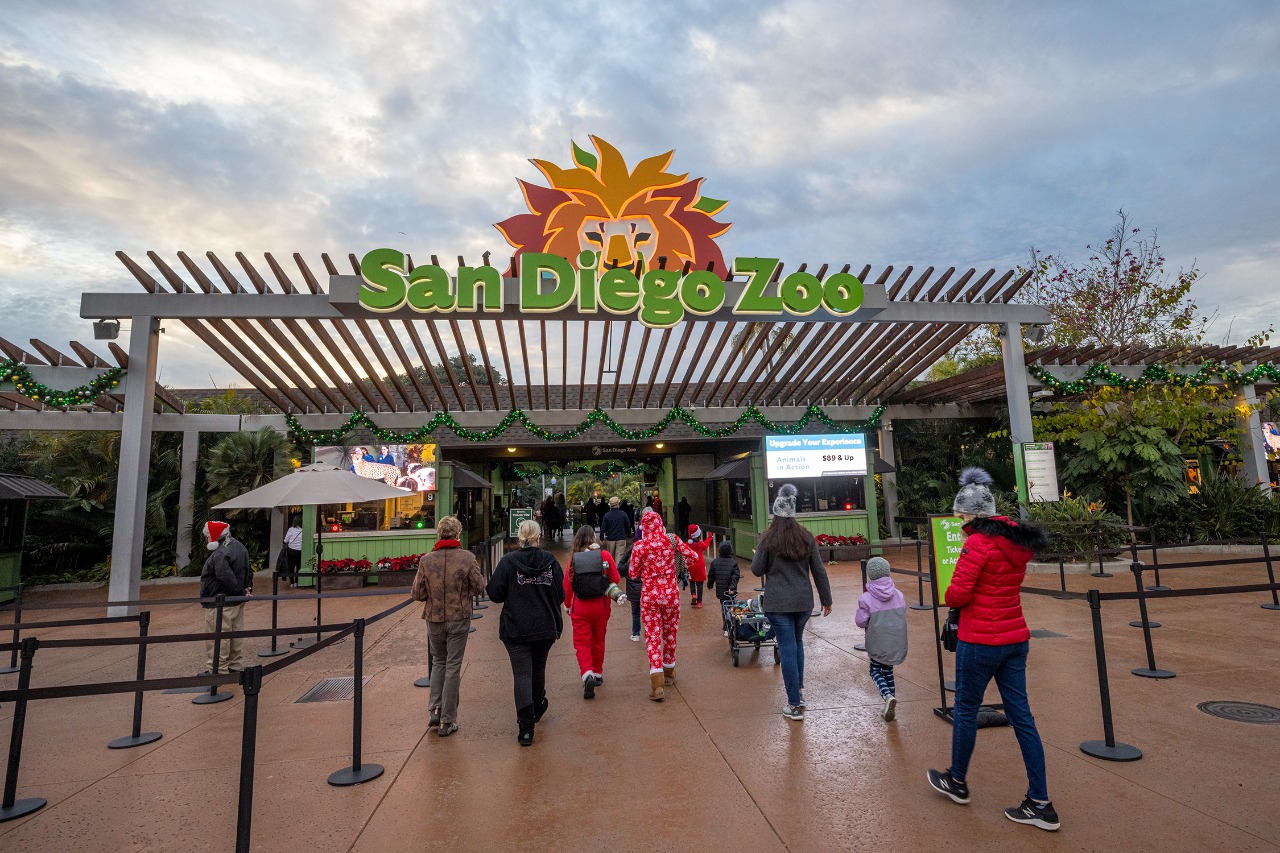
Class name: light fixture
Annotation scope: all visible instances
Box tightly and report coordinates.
[507,447,517,453]
[1025,324,1049,345]
[93,319,121,340]
[655,443,664,449]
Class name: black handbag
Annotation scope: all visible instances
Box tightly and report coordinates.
[940,608,961,653]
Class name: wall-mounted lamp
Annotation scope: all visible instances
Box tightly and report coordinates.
[507,447,517,453]
[93,319,121,340]
[1025,324,1049,345]
[655,443,665,449]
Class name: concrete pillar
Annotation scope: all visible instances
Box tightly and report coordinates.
[175,429,199,572]
[1235,383,1272,496]
[108,316,160,617]
[879,419,899,539]
[1000,323,1035,516]
[268,507,285,575]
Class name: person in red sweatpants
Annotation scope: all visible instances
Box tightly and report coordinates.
[563,526,625,699]
[630,509,699,700]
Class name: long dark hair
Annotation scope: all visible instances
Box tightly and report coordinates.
[571,525,598,553]
[757,516,814,562]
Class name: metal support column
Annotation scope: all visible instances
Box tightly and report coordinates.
[879,418,899,539]
[1234,383,1272,497]
[999,324,1035,517]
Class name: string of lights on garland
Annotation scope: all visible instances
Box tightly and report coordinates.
[284,403,887,446]
[514,460,652,479]
[0,358,125,407]
[1030,362,1280,395]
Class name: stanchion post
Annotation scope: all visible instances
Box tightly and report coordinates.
[928,549,949,715]
[235,666,263,853]
[1145,532,1169,591]
[329,618,384,786]
[909,539,931,611]
[259,571,289,658]
[108,611,163,749]
[1058,553,1067,594]
[194,595,234,704]
[854,558,868,652]
[1079,590,1142,761]
[1,584,22,674]
[1260,531,1280,611]
[291,571,320,649]
[1129,563,1174,679]
[0,636,46,821]
[1090,521,1112,578]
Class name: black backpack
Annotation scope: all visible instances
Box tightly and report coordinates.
[570,550,610,599]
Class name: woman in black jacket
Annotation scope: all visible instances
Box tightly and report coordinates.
[487,519,564,746]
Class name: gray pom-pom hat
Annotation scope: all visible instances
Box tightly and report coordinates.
[952,467,996,517]
[772,483,798,518]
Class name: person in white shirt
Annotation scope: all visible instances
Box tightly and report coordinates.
[282,515,304,587]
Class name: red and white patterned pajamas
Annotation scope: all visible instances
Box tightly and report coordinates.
[630,511,699,673]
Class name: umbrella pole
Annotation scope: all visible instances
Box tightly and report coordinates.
[292,517,322,649]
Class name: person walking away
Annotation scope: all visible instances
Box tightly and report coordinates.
[706,540,741,635]
[618,537,643,641]
[676,497,692,538]
[199,521,251,674]
[685,525,712,608]
[926,468,1058,831]
[629,509,699,700]
[564,526,626,699]
[649,490,664,525]
[487,519,564,746]
[750,485,833,721]
[601,497,632,564]
[411,515,485,737]
[282,514,303,587]
[856,557,908,721]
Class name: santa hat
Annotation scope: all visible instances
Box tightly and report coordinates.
[204,520,230,551]
[688,524,702,541]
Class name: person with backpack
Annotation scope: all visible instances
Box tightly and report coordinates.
[629,508,699,700]
[564,525,626,699]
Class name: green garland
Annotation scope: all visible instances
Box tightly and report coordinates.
[285,403,886,446]
[1030,362,1280,395]
[0,358,125,407]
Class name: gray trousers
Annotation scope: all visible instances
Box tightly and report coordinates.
[427,619,471,726]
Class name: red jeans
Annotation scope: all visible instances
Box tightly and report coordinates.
[570,599,611,677]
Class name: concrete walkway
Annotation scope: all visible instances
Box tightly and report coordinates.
[2,544,1278,851]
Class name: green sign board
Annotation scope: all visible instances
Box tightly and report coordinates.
[508,507,534,538]
[929,514,965,604]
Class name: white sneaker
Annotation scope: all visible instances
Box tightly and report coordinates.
[883,695,897,721]
[630,633,640,642]
[782,704,804,721]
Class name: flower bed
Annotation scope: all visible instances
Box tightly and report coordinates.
[373,553,424,586]
[815,534,870,564]
[319,558,371,589]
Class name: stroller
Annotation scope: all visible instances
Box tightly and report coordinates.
[723,595,780,668]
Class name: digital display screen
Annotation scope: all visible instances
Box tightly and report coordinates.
[314,443,437,492]
[764,434,867,478]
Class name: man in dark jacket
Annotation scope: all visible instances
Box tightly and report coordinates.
[199,520,252,673]
[601,496,632,563]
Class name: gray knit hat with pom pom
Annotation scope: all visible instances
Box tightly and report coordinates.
[772,483,798,518]
[952,467,996,517]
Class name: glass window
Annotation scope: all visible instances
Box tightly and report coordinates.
[768,477,865,513]
[728,478,752,519]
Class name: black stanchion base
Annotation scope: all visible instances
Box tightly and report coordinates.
[933,704,1007,727]
[909,603,934,611]
[854,642,866,651]
[1262,603,1280,611]
[1145,585,1171,592]
[470,613,482,620]
[1090,572,1114,579]
[1080,739,1142,761]
[474,602,489,610]
[413,676,431,687]
[192,691,235,704]
[0,797,47,822]
[1132,667,1176,679]
[290,637,319,649]
[108,731,163,749]
[468,626,476,634]
[163,686,211,694]
[754,586,764,592]
[258,647,291,658]
[0,665,19,674]
[1129,620,1162,628]
[327,764,385,787]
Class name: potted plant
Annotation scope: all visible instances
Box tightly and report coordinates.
[373,553,423,587]
[319,558,371,589]
[815,534,871,563]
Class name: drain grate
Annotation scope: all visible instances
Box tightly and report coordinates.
[1196,701,1280,725]
[296,676,372,703]
[1029,628,1067,639]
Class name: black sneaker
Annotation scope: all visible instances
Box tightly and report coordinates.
[583,679,596,699]
[927,769,971,804]
[1005,798,1060,831]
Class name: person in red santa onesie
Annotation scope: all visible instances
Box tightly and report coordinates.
[629,509,699,700]
[563,526,626,699]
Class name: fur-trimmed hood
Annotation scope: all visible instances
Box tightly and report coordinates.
[963,515,1048,553]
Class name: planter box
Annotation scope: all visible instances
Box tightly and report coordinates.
[372,571,415,587]
[823,544,871,564]
[320,573,366,590]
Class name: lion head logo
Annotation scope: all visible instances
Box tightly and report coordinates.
[495,136,731,276]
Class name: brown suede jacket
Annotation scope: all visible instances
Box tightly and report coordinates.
[412,544,486,623]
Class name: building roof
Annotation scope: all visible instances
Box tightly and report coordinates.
[0,470,65,500]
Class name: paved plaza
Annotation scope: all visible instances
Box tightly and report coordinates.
[2,545,1279,852]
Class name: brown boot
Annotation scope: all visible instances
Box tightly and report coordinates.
[649,672,665,701]
[663,665,676,686]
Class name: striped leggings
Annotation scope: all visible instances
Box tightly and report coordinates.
[869,660,896,698]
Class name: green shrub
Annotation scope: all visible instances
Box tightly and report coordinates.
[1026,497,1128,552]
[1152,468,1273,543]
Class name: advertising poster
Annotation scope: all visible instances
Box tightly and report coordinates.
[764,434,867,478]
[1021,442,1060,502]
[508,507,534,538]
[930,514,966,603]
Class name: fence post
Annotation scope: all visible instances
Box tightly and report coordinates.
[1129,563,1174,679]
[1260,531,1279,611]
[1,637,45,821]
[194,594,234,705]
[1079,590,1142,761]
[0,583,23,675]
[854,558,868,652]
[1090,521,1112,578]
[909,538,931,610]
[108,611,163,749]
[235,666,263,853]
[259,571,289,657]
[329,619,384,786]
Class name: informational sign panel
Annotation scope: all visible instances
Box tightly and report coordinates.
[929,514,965,603]
[508,507,534,538]
[1021,442,1060,502]
[764,434,867,479]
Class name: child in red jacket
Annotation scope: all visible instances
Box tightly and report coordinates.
[686,524,712,607]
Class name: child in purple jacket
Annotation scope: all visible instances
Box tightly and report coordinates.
[856,557,908,721]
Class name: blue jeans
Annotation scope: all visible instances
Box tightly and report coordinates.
[630,596,642,636]
[766,611,810,706]
[950,640,1048,802]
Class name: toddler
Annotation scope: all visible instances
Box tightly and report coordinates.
[706,540,741,635]
[855,557,908,720]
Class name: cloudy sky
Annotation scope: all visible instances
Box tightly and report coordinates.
[2,0,1277,388]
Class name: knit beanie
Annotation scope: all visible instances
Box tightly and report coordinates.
[204,520,230,551]
[952,467,997,517]
[772,484,798,518]
[718,540,734,557]
[866,556,891,580]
